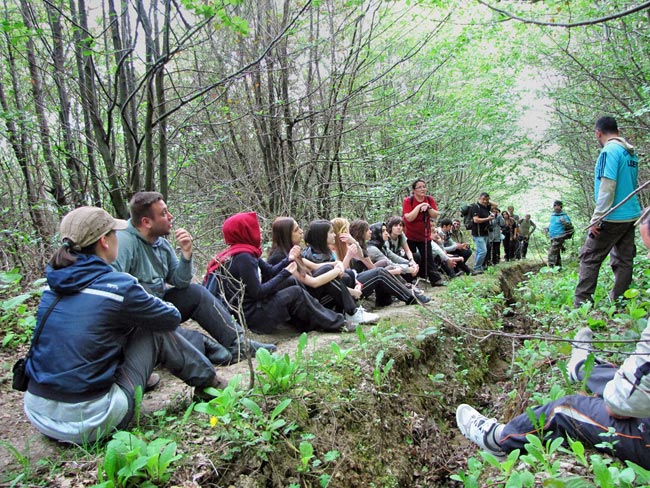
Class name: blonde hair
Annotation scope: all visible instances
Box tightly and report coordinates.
[330,217,349,261]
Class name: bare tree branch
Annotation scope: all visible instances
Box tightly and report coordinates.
[477,0,650,28]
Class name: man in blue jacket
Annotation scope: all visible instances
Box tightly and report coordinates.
[574,116,642,307]
[547,200,572,268]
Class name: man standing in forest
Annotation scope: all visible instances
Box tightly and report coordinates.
[470,192,494,274]
[574,116,642,308]
[518,214,536,258]
[547,201,572,268]
[113,191,276,363]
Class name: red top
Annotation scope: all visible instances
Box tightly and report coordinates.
[402,195,437,242]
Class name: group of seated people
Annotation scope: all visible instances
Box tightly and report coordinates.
[21,192,477,444]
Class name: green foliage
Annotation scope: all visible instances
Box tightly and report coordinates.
[0,270,43,348]
[0,440,32,486]
[255,345,307,395]
[93,432,181,488]
[372,349,395,388]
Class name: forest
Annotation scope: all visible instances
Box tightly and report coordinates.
[0,0,648,275]
[2,0,650,486]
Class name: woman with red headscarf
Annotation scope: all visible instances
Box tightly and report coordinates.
[204,212,350,334]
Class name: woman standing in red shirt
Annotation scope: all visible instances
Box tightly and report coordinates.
[402,179,445,286]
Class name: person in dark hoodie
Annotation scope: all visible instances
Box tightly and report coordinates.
[366,222,419,281]
[24,207,223,444]
[204,212,350,334]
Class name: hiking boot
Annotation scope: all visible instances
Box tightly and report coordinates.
[203,337,233,366]
[456,404,505,459]
[407,290,431,305]
[568,327,593,382]
[345,307,380,325]
[145,373,160,392]
[230,339,277,363]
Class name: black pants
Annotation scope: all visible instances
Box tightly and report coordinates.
[309,264,358,315]
[164,284,241,348]
[356,268,413,306]
[116,328,215,427]
[245,283,345,334]
[407,239,442,285]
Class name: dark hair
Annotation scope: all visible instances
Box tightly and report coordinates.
[268,217,296,258]
[304,220,332,254]
[368,222,385,249]
[553,200,563,207]
[349,219,370,252]
[129,191,164,226]
[49,231,113,270]
[386,216,404,236]
[439,218,453,227]
[595,116,618,134]
[479,192,490,199]
[411,179,426,190]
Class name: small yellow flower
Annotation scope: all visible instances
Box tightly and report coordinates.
[210,416,218,428]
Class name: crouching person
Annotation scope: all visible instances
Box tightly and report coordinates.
[24,207,224,444]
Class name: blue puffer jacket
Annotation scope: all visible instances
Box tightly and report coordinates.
[26,254,181,402]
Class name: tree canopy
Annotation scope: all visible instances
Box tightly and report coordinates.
[0,0,649,276]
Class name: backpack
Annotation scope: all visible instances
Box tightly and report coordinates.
[460,204,475,230]
[562,221,575,239]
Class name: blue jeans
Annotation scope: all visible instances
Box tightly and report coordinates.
[473,236,488,270]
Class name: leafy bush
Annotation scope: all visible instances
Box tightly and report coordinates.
[0,270,43,348]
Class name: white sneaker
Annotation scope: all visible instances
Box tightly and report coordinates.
[456,404,505,458]
[568,327,593,382]
[345,307,380,325]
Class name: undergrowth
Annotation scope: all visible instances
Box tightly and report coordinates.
[5,255,650,486]
[451,254,650,487]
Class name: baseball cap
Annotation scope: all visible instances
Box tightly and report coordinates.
[60,207,128,249]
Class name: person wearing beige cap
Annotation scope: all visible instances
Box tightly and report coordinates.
[113,192,276,362]
[23,207,224,443]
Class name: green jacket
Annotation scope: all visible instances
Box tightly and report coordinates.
[112,220,194,298]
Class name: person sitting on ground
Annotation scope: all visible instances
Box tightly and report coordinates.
[113,192,275,364]
[24,207,223,444]
[367,222,419,280]
[205,212,350,334]
[331,217,354,264]
[303,219,430,306]
[430,221,464,279]
[451,218,470,246]
[385,216,420,282]
[267,217,378,325]
[457,212,650,467]
[439,218,472,275]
